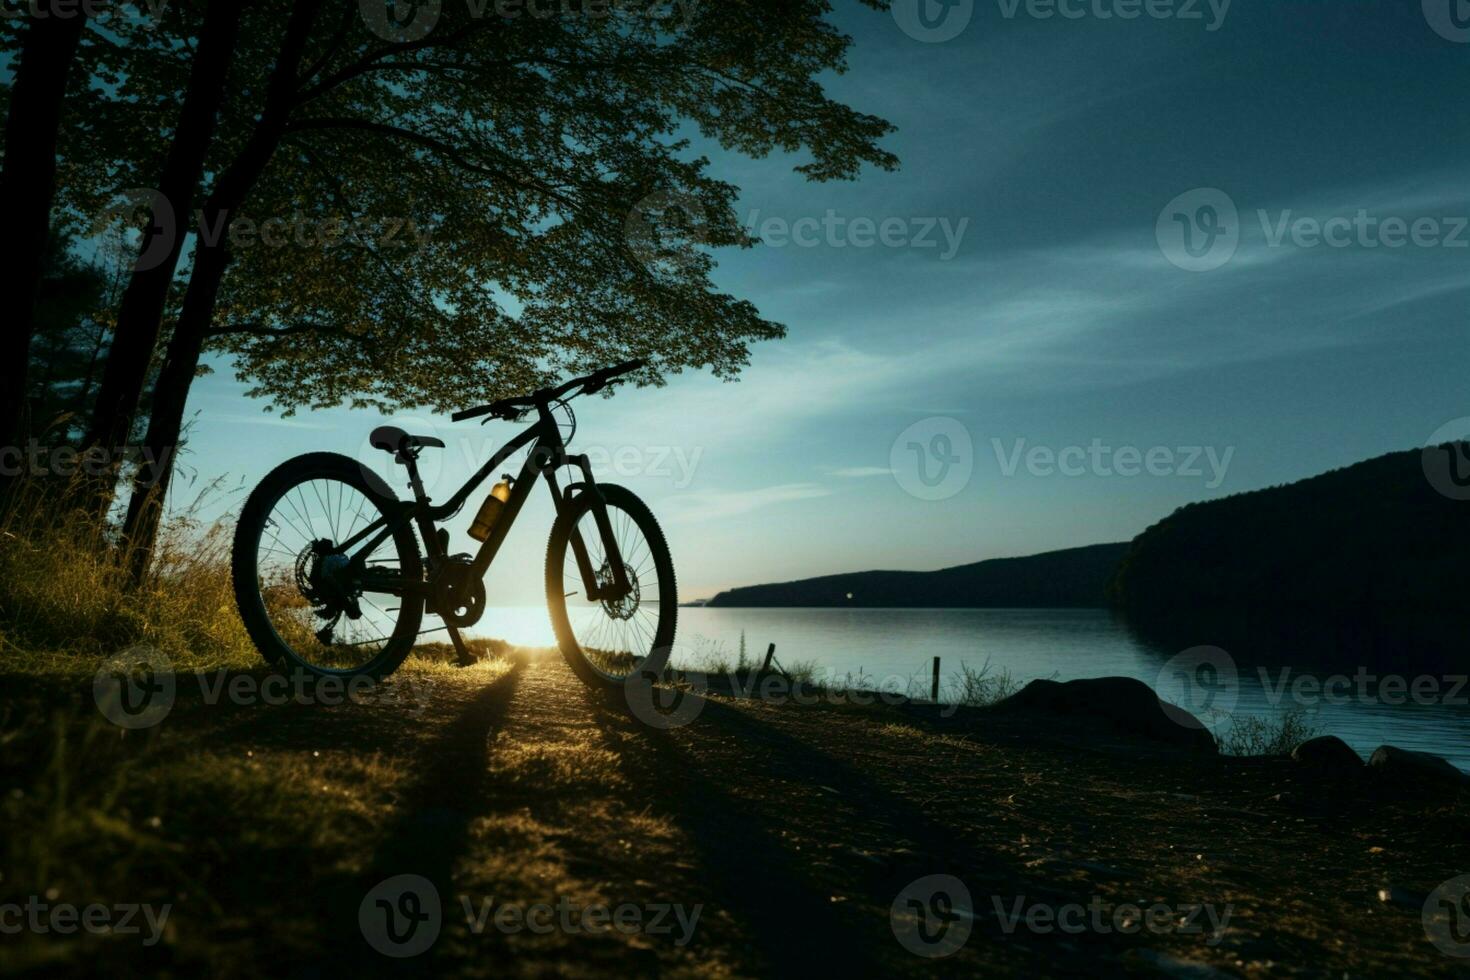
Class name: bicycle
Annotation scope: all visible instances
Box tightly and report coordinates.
[231,359,675,689]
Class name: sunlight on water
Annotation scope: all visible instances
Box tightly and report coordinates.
[475,606,1470,772]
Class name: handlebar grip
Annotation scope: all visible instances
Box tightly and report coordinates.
[606,358,644,377]
[452,405,494,422]
[580,359,646,396]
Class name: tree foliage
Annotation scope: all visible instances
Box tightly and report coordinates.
[26,227,122,445]
[55,0,898,416]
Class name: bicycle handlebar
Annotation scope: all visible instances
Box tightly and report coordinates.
[451,359,645,423]
[572,358,644,396]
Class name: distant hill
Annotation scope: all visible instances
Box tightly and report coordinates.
[708,445,1468,612]
[705,542,1128,608]
[1108,446,1469,612]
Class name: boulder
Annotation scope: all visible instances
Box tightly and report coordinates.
[995,676,1217,753]
[1290,735,1363,768]
[1367,745,1469,792]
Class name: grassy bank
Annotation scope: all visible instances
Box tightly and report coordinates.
[0,483,258,675]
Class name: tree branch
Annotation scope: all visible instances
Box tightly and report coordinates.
[284,115,584,214]
[203,321,347,339]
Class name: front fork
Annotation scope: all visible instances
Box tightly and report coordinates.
[555,453,631,602]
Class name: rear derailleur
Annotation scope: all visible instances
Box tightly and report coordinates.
[296,539,363,645]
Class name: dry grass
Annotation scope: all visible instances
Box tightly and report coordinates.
[0,480,527,972]
[1217,707,1321,757]
[0,478,259,674]
[0,697,413,976]
[946,659,1021,707]
[0,477,487,678]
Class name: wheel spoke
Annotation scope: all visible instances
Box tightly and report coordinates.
[253,472,415,673]
[557,496,671,681]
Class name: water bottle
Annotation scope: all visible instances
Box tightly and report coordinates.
[468,476,513,542]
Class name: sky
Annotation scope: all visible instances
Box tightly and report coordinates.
[178,1,1470,604]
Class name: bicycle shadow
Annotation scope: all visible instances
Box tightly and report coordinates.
[317,654,527,976]
[170,666,445,754]
[583,686,1117,976]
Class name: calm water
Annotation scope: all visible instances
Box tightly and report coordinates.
[479,606,1470,772]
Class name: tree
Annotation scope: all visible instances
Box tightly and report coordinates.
[80,0,245,502]
[58,1,897,577]
[27,228,114,444]
[0,6,90,460]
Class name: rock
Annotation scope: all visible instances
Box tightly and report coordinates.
[1367,745,1470,791]
[995,676,1217,753]
[1290,735,1363,768]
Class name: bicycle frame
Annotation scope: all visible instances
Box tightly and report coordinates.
[334,396,631,609]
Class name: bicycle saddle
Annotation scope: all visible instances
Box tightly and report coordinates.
[369,426,445,454]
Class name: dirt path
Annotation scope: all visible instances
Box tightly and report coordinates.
[3,649,1467,977]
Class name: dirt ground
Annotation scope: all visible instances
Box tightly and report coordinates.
[2,646,1467,978]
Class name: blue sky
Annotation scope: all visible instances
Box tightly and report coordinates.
[180,1,1470,603]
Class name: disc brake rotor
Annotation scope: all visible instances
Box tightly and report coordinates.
[597,561,641,620]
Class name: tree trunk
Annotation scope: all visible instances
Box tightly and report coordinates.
[121,0,325,583]
[82,0,244,514]
[0,10,88,472]
[121,246,228,584]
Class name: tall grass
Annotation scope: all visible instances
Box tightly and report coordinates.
[1217,708,1320,757]
[946,660,1021,707]
[0,477,261,674]
[670,637,1019,709]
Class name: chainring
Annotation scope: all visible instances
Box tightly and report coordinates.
[429,555,486,628]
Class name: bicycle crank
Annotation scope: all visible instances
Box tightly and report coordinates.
[428,554,487,628]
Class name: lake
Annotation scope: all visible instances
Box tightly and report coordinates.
[478,605,1470,772]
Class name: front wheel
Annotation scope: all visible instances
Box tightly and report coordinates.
[546,484,676,688]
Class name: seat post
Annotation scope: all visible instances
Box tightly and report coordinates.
[397,450,431,504]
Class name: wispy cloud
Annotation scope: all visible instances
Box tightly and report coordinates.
[829,466,892,478]
[662,483,832,524]
[208,412,339,430]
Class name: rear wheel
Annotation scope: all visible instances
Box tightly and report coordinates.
[546,484,676,688]
[232,452,423,680]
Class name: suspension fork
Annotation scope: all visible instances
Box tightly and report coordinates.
[552,454,631,600]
